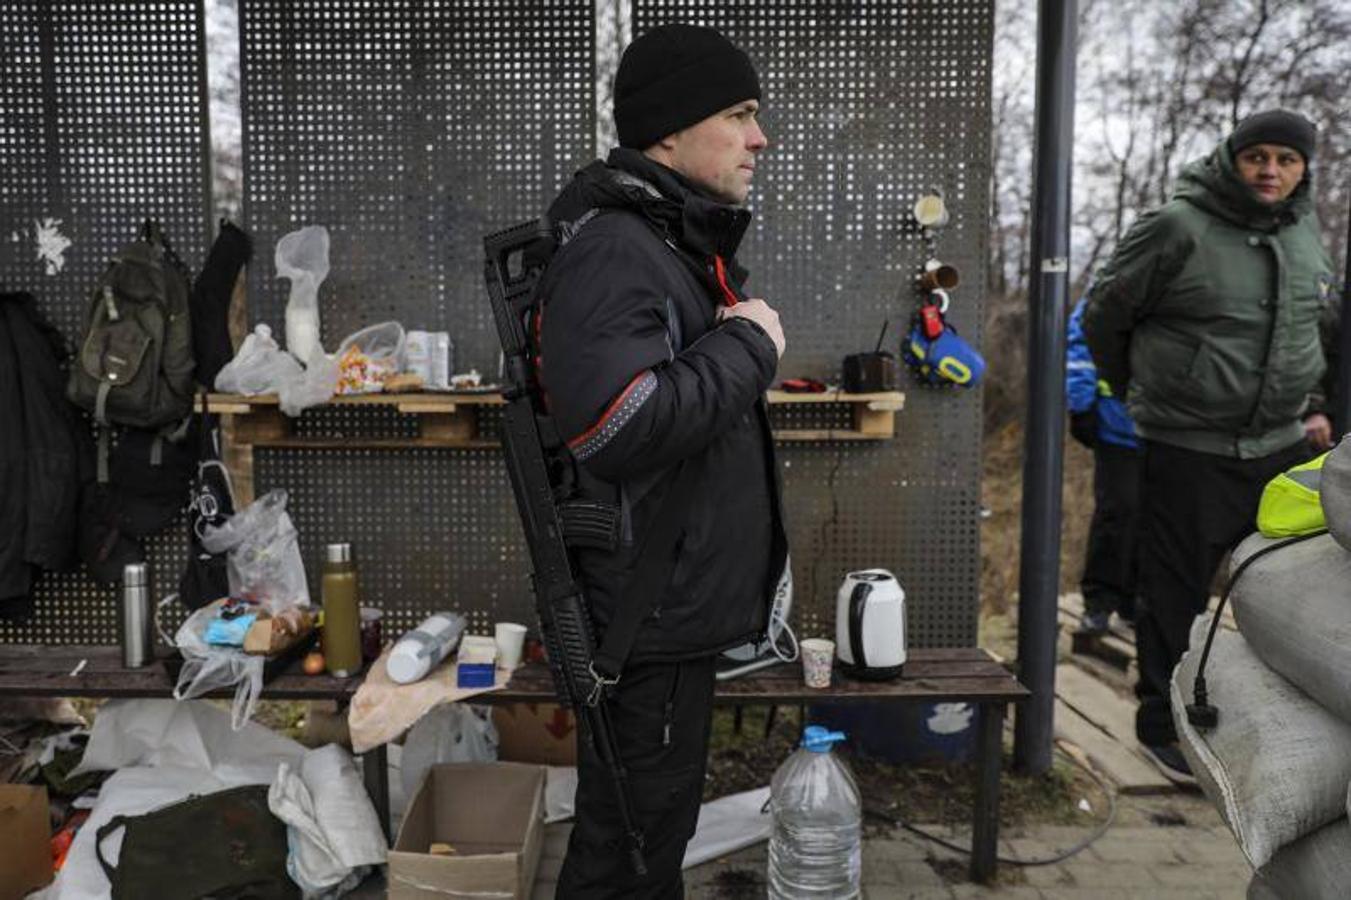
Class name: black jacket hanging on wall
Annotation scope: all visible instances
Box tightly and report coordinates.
[0,292,93,619]
[191,220,252,388]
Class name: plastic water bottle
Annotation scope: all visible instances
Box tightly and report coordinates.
[768,726,862,899]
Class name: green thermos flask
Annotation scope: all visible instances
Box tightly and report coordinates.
[322,542,362,677]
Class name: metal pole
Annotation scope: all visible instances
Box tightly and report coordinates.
[1013,0,1077,775]
[1335,193,1351,436]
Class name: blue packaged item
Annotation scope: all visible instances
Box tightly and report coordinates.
[456,662,495,688]
[204,612,257,647]
[902,321,986,387]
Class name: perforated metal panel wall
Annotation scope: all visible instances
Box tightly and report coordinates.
[2,1,992,650]
[233,0,992,647]
[634,1,992,646]
[0,0,211,644]
[238,0,595,368]
[236,1,595,637]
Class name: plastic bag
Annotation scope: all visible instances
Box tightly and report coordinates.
[172,601,266,730]
[214,324,304,395]
[335,322,406,394]
[200,489,310,608]
[276,225,329,364]
[399,704,498,800]
[268,744,387,899]
[278,347,339,417]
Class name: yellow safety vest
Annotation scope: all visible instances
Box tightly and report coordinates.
[1257,451,1329,537]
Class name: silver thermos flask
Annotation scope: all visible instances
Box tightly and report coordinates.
[121,563,154,667]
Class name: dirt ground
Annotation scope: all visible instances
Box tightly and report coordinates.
[705,704,1103,831]
[978,420,1096,663]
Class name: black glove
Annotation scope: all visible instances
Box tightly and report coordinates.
[1069,410,1098,449]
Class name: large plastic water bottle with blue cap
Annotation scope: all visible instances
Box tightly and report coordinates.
[767,726,862,898]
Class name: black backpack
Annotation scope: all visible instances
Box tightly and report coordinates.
[68,220,195,431]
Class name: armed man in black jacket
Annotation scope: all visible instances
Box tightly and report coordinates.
[538,23,788,898]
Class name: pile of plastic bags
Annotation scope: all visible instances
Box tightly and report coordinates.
[171,489,309,729]
[213,225,407,416]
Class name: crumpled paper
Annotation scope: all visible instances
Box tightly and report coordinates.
[348,646,507,753]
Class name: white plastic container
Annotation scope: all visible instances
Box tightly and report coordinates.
[431,332,453,389]
[405,330,434,384]
[767,726,862,899]
[386,611,467,684]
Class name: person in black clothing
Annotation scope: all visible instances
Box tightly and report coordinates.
[537,23,788,898]
[1065,296,1139,634]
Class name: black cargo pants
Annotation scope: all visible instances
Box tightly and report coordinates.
[1134,438,1309,746]
[557,656,717,899]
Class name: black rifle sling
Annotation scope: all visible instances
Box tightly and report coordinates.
[589,457,701,681]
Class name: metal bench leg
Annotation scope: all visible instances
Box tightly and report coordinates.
[363,743,391,844]
[970,701,1004,883]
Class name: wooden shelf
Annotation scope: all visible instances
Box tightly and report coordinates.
[766,388,905,439]
[203,388,904,504]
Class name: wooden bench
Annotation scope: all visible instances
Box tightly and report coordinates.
[0,645,1027,883]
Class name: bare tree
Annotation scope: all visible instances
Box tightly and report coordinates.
[985,0,1351,435]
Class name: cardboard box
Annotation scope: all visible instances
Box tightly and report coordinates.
[388,762,546,900]
[0,784,52,900]
[492,703,579,767]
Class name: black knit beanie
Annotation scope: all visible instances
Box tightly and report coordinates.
[1228,109,1317,162]
[614,24,760,150]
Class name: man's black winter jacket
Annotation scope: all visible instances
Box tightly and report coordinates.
[538,149,788,662]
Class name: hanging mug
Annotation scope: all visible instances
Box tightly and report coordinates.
[918,259,960,291]
[912,193,949,228]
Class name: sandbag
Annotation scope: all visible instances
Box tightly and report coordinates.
[1172,616,1351,868]
[1321,437,1351,551]
[1247,817,1351,900]
[1229,531,1351,723]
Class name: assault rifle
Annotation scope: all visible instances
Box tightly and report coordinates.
[482,218,647,876]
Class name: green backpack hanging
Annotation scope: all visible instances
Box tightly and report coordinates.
[67,219,195,431]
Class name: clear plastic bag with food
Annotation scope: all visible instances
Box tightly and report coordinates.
[334,321,406,394]
[172,600,267,730]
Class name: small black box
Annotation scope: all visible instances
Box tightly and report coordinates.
[842,352,899,393]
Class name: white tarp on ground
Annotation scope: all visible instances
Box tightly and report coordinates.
[41,699,384,900]
[39,699,305,900]
[683,787,773,869]
[529,768,770,868]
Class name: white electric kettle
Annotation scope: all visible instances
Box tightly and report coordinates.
[835,569,907,680]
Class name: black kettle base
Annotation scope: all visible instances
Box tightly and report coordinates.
[838,661,905,682]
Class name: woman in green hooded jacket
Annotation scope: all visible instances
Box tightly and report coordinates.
[1084,109,1337,782]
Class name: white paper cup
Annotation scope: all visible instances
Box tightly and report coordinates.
[495,622,527,670]
[800,638,835,688]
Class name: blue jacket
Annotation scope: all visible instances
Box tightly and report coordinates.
[1068,298,1138,448]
